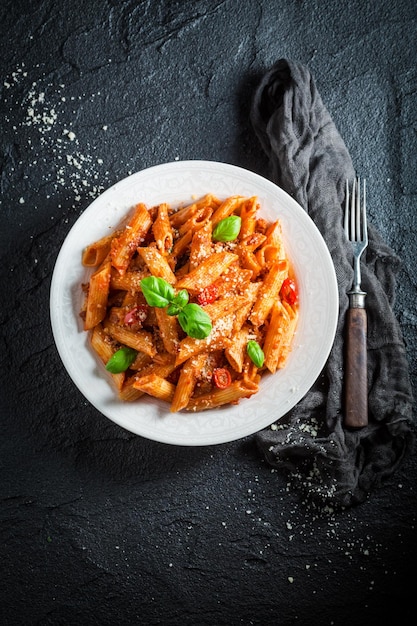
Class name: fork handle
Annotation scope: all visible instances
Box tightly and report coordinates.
[344,306,368,428]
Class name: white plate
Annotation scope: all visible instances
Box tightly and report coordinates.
[50,160,338,446]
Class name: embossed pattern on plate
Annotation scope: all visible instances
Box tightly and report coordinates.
[50,160,339,445]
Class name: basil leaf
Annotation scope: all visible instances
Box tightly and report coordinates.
[167,303,181,316]
[246,340,264,368]
[178,303,212,339]
[212,215,241,242]
[105,346,137,373]
[140,276,175,308]
[139,277,211,339]
[167,290,189,316]
[172,289,189,308]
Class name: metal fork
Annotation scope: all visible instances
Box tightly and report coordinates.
[343,178,368,428]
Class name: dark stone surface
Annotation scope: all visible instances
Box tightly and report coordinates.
[1,1,416,624]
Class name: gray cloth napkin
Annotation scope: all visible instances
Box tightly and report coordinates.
[251,59,414,507]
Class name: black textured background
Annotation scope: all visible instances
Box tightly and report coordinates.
[1,1,416,625]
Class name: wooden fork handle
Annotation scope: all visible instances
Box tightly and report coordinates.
[344,307,368,428]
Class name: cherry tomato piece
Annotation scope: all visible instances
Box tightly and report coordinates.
[196,284,219,306]
[212,367,232,389]
[280,278,299,305]
[124,305,148,326]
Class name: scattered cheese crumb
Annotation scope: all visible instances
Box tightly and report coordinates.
[3,71,110,209]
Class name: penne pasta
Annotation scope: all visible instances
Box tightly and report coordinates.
[264,220,286,259]
[104,320,156,357]
[185,379,258,412]
[90,323,125,391]
[213,265,253,298]
[132,373,176,402]
[118,377,145,401]
[225,325,251,373]
[176,251,238,293]
[80,194,299,413]
[82,233,118,267]
[154,307,180,355]
[202,295,249,322]
[110,267,147,291]
[211,195,245,226]
[170,353,209,412]
[152,203,173,255]
[255,244,282,269]
[130,351,153,371]
[111,203,152,274]
[169,194,220,228]
[231,283,261,333]
[178,206,213,236]
[170,229,192,259]
[137,246,177,284]
[255,221,286,268]
[263,301,291,374]
[84,261,111,330]
[249,259,289,327]
[134,352,177,380]
[169,203,198,228]
[239,196,258,239]
[277,302,299,369]
[189,220,213,270]
[175,334,232,367]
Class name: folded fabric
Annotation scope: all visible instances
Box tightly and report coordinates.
[250,59,414,507]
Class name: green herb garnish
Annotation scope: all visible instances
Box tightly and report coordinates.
[212,215,242,242]
[140,277,212,339]
[246,340,265,368]
[140,276,175,307]
[105,346,137,373]
[167,289,189,316]
[177,303,212,340]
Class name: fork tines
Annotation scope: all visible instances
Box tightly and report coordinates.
[344,178,368,244]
